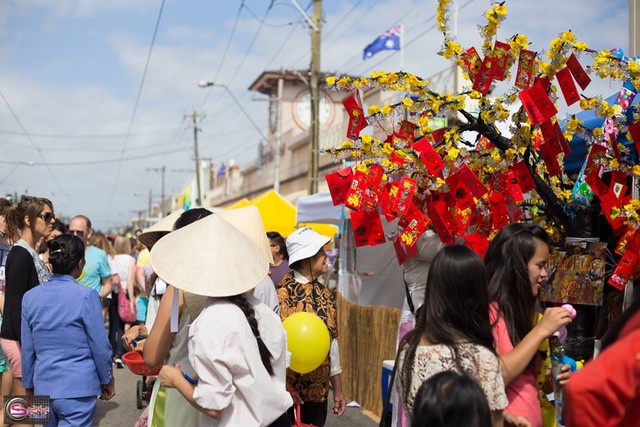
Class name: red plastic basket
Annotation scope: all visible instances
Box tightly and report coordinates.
[122,351,162,376]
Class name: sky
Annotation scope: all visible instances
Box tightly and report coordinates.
[0,0,629,231]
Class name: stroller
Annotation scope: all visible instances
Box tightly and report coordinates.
[122,335,158,410]
[136,376,154,409]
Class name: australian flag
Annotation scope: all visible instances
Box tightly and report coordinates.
[363,25,402,60]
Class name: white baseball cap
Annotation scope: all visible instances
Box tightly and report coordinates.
[286,226,331,266]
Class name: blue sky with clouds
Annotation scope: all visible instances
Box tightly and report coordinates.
[0,0,629,229]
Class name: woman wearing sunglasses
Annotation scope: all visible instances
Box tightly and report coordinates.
[0,195,55,404]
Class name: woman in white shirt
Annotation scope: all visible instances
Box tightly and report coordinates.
[108,235,136,365]
[155,214,293,427]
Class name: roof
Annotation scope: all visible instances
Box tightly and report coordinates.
[248,69,359,96]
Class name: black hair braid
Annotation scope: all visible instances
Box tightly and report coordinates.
[47,235,84,274]
[227,295,274,376]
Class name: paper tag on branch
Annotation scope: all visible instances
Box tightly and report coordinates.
[566,53,591,91]
[555,66,580,106]
[472,55,494,95]
[492,41,512,81]
[461,46,483,80]
[608,251,637,291]
[511,160,536,193]
[350,209,386,247]
[515,49,536,89]
[325,167,354,206]
[519,80,558,125]
[413,137,445,176]
[342,93,367,140]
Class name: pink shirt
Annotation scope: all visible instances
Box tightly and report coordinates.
[489,304,543,427]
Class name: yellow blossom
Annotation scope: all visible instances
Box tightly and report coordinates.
[561,30,576,43]
[368,105,380,115]
[610,159,620,168]
[325,76,336,86]
[592,127,603,137]
[380,105,393,115]
[361,134,373,144]
[573,42,588,51]
[342,141,354,149]
[381,143,393,155]
[402,97,414,109]
[356,163,368,173]
[566,116,583,131]
[446,147,460,161]
[443,40,462,59]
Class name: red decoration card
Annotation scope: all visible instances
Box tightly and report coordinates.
[472,55,494,95]
[461,46,482,80]
[492,41,512,81]
[508,171,524,202]
[515,49,536,90]
[488,192,510,230]
[615,227,640,256]
[457,164,488,199]
[608,251,637,291]
[380,182,399,222]
[464,232,490,258]
[627,121,640,154]
[342,93,367,140]
[350,209,386,247]
[538,143,562,176]
[425,200,455,245]
[413,137,445,176]
[344,169,367,211]
[511,160,536,193]
[585,144,607,175]
[392,177,418,215]
[519,80,558,125]
[566,53,591,91]
[610,170,628,199]
[399,208,430,248]
[398,120,417,143]
[446,171,476,210]
[325,167,354,206]
[555,66,580,106]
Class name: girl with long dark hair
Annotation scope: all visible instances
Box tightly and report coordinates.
[484,223,573,427]
[155,214,293,426]
[397,245,508,426]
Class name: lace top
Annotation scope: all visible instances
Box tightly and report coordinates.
[398,342,508,419]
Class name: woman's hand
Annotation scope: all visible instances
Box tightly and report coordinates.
[159,364,182,389]
[123,324,148,351]
[504,412,532,427]
[100,378,116,401]
[553,364,572,386]
[287,386,304,406]
[535,307,573,339]
[332,390,346,416]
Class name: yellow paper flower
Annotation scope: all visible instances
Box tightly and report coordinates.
[380,105,393,115]
[325,76,336,86]
[402,97,414,108]
[368,105,380,115]
[361,134,373,144]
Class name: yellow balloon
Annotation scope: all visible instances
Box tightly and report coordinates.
[282,311,331,374]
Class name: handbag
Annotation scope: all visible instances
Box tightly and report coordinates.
[117,284,137,323]
[293,404,315,427]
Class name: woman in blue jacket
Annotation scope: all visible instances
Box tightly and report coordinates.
[21,234,115,426]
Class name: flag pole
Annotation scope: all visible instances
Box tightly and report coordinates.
[400,24,405,71]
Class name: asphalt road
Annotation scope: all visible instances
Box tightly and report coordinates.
[94,366,377,426]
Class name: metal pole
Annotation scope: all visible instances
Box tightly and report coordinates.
[308,0,322,195]
[161,165,166,215]
[185,110,203,207]
[275,78,284,193]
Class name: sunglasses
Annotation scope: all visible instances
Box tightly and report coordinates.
[68,229,85,237]
[39,212,56,222]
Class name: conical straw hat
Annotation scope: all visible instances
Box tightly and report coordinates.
[138,209,185,249]
[151,214,269,297]
[218,206,274,264]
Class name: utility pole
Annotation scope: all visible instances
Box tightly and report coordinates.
[147,188,152,217]
[185,110,204,207]
[308,0,322,195]
[274,78,284,193]
[147,166,166,216]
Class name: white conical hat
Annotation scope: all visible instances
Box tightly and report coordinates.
[151,214,269,297]
[218,206,274,264]
[138,209,185,249]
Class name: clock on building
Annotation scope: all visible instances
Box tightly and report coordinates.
[292,90,334,129]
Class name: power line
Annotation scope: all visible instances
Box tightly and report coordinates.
[0,128,175,139]
[107,0,167,219]
[0,147,189,166]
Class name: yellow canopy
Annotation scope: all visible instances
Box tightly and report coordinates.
[226,189,338,244]
[225,198,251,210]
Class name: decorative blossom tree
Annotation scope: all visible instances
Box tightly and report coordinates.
[324,0,640,360]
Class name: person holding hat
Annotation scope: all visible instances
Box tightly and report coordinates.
[277,226,346,426]
[154,214,293,427]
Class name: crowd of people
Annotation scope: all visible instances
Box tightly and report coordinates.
[0,195,638,426]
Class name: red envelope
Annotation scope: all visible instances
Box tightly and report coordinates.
[539,120,562,155]
[380,182,399,222]
[534,76,551,92]
[390,150,406,166]
[515,49,536,90]
[488,192,510,230]
[398,120,417,143]
[601,193,629,235]
[461,46,483,80]
[584,170,608,198]
[446,171,476,210]
[566,53,591,91]
[457,164,488,199]
[361,164,385,210]
[492,41,512,81]
[453,207,473,237]
[472,55,494,95]
[325,167,354,206]
[392,177,418,215]
[425,200,455,245]
[464,232,490,258]
[343,93,367,140]
[627,121,640,154]
[344,169,367,211]
[615,228,640,256]
[511,160,536,193]
[538,143,562,176]
[610,170,629,199]
[585,144,607,175]
[608,251,637,290]
[508,171,524,202]
[400,209,430,248]
[350,209,386,247]
[519,80,558,125]
[554,120,571,155]
[413,137,445,176]
[505,193,524,222]
[555,66,580,106]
